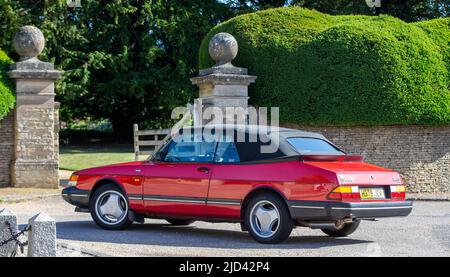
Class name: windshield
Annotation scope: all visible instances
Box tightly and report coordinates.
[286,137,344,155]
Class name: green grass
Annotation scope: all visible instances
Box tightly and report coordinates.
[59,146,136,171]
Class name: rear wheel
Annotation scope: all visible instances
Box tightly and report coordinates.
[166,219,195,226]
[245,193,293,244]
[321,220,360,237]
[90,184,132,230]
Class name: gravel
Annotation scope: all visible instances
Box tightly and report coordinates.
[1,196,449,257]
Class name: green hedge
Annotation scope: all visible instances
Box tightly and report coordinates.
[0,49,14,121]
[414,17,450,86]
[199,8,450,126]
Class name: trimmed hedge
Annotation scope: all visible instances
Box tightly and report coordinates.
[414,17,450,86]
[199,8,450,126]
[0,49,14,121]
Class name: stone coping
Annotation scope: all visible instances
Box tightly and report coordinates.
[190,73,257,85]
[7,69,63,80]
[199,66,248,76]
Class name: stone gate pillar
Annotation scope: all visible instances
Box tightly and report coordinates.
[190,33,256,125]
[7,26,63,188]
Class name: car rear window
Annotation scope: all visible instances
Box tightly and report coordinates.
[287,137,344,155]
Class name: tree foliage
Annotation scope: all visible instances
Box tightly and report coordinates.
[0,49,14,121]
[0,1,448,136]
[293,0,449,22]
[0,0,232,139]
[199,7,450,126]
[225,0,450,21]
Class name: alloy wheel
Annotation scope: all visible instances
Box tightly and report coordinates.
[249,200,280,238]
[94,190,128,225]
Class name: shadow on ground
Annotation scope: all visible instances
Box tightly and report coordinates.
[27,220,373,250]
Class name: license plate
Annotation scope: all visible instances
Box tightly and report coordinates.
[360,188,385,199]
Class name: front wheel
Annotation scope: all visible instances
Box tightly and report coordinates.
[90,184,132,230]
[321,220,361,237]
[245,193,293,244]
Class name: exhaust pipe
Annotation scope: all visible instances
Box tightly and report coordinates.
[300,218,355,230]
[308,222,339,230]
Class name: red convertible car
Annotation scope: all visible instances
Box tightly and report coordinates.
[62,125,412,244]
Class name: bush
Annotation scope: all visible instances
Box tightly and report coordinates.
[199,8,450,126]
[0,49,14,121]
[414,17,450,86]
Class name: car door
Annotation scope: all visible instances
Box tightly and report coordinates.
[206,136,243,218]
[207,132,286,219]
[142,131,217,217]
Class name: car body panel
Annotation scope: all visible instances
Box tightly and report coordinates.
[62,125,412,223]
[206,161,339,218]
[141,161,211,217]
[66,159,409,220]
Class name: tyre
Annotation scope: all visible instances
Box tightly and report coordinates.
[166,219,195,226]
[89,184,132,230]
[244,193,293,244]
[321,220,361,237]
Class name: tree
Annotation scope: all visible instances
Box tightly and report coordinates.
[378,0,449,21]
[293,0,449,21]
[0,0,448,140]
[294,0,371,15]
[0,0,233,140]
[226,0,290,13]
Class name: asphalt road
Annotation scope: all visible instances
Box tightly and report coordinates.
[1,196,449,257]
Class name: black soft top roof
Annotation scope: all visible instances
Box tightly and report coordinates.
[177,124,344,156]
[181,124,323,138]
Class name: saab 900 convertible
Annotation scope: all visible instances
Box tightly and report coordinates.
[62,125,412,244]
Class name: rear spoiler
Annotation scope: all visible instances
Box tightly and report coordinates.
[272,154,364,162]
[302,155,364,162]
[237,154,364,164]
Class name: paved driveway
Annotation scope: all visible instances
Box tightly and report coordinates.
[1,196,449,257]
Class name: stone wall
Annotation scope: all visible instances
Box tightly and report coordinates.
[0,111,14,187]
[54,102,60,162]
[285,124,450,193]
[11,105,59,188]
[0,104,60,188]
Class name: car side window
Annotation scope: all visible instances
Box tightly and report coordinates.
[214,140,240,163]
[163,133,216,163]
[234,132,284,162]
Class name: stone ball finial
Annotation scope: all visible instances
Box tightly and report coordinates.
[12,26,45,61]
[208,32,238,66]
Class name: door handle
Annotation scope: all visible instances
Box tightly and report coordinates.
[197,166,210,174]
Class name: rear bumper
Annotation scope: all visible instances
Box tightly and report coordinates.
[287,200,413,221]
[62,186,90,209]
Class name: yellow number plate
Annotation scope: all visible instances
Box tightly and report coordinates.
[360,188,385,199]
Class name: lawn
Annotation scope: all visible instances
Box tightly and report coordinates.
[59,146,137,171]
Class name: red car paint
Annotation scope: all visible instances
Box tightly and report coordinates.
[72,158,405,220]
[62,127,412,244]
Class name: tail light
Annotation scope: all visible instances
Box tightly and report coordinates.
[391,185,406,199]
[68,175,78,187]
[328,186,360,200]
